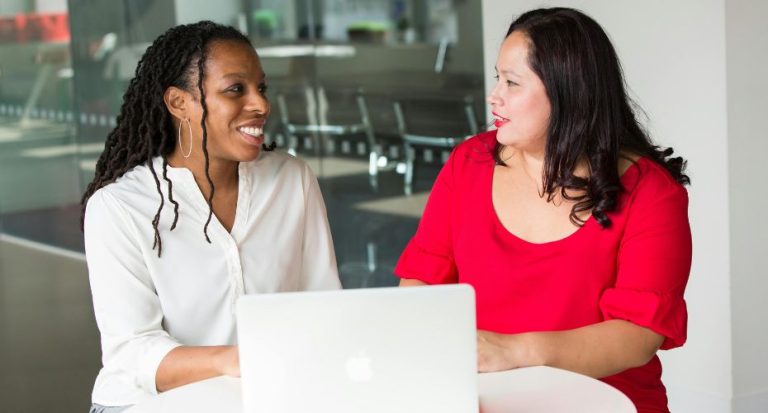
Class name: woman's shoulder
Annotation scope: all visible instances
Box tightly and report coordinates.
[455,130,497,155]
[623,156,688,206]
[448,130,498,168]
[244,149,317,188]
[91,162,157,205]
[85,160,174,228]
[84,179,143,230]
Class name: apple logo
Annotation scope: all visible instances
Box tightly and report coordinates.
[345,350,374,382]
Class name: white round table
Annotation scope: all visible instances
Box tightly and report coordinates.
[124,366,635,413]
[478,366,636,413]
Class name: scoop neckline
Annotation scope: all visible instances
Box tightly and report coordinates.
[488,157,645,247]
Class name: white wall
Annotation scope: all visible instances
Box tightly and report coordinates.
[35,0,66,13]
[481,1,735,412]
[174,0,241,28]
[0,0,28,16]
[726,0,768,411]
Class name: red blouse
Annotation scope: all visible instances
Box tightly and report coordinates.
[395,131,692,412]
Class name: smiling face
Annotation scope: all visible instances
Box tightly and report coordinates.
[167,39,270,167]
[487,30,551,155]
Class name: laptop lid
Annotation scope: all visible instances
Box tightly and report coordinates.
[236,284,477,413]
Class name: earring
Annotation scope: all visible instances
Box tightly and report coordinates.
[178,118,193,158]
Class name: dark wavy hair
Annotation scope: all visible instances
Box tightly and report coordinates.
[495,8,689,227]
[80,21,274,256]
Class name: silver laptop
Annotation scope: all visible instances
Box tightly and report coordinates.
[236,284,478,413]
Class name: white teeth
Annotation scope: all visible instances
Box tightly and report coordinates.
[239,126,263,137]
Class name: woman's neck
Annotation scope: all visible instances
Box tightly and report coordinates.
[501,145,545,176]
[167,150,239,197]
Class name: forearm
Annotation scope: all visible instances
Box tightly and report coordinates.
[399,278,427,287]
[484,320,664,378]
[155,345,239,392]
[401,279,662,377]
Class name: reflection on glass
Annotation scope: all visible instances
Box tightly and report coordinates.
[1,0,485,289]
[245,0,485,289]
[0,2,82,250]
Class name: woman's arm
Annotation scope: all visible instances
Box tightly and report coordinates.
[477,320,664,378]
[403,279,662,378]
[155,345,239,392]
[86,191,242,395]
[399,278,427,287]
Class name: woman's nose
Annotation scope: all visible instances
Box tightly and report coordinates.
[486,82,502,106]
[246,91,269,115]
[486,91,501,106]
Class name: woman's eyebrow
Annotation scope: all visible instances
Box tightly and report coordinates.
[500,68,521,77]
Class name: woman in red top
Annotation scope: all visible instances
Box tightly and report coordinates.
[395,8,691,413]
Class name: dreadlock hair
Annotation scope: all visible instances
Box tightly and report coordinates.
[495,8,690,228]
[80,20,275,257]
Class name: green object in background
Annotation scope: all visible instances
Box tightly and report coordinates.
[252,9,278,38]
[347,21,389,32]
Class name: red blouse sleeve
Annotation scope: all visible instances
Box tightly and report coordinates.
[599,164,692,349]
[394,150,459,285]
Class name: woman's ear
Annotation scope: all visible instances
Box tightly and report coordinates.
[163,86,189,121]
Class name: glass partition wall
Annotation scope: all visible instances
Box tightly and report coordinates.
[0,1,80,250]
[1,0,485,286]
[253,0,486,288]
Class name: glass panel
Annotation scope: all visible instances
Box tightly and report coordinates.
[1,0,485,266]
[0,4,100,413]
[240,0,486,289]
[68,0,176,195]
[0,1,81,250]
[276,0,486,288]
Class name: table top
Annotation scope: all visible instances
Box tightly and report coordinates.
[478,367,635,413]
[124,366,635,413]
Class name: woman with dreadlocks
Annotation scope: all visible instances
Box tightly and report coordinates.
[81,21,340,412]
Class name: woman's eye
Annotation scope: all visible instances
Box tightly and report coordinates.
[258,84,268,94]
[227,84,244,93]
[493,75,516,87]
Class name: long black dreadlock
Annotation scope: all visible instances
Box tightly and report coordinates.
[80,21,275,257]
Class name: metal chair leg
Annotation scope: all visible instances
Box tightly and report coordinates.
[404,143,415,196]
[357,91,378,192]
[368,150,378,191]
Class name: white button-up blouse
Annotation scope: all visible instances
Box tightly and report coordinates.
[84,151,341,406]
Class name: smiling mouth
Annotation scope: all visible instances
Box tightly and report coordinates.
[238,126,263,136]
[238,126,264,146]
[493,112,510,128]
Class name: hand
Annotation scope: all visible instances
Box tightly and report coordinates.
[477,330,517,373]
[216,345,241,377]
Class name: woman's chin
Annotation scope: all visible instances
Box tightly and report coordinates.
[494,127,517,146]
[241,147,262,162]
[494,128,544,152]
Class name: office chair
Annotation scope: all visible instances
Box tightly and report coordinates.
[276,85,380,191]
[393,94,480,195]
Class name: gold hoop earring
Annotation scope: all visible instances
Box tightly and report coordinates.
[178,118,193,158]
